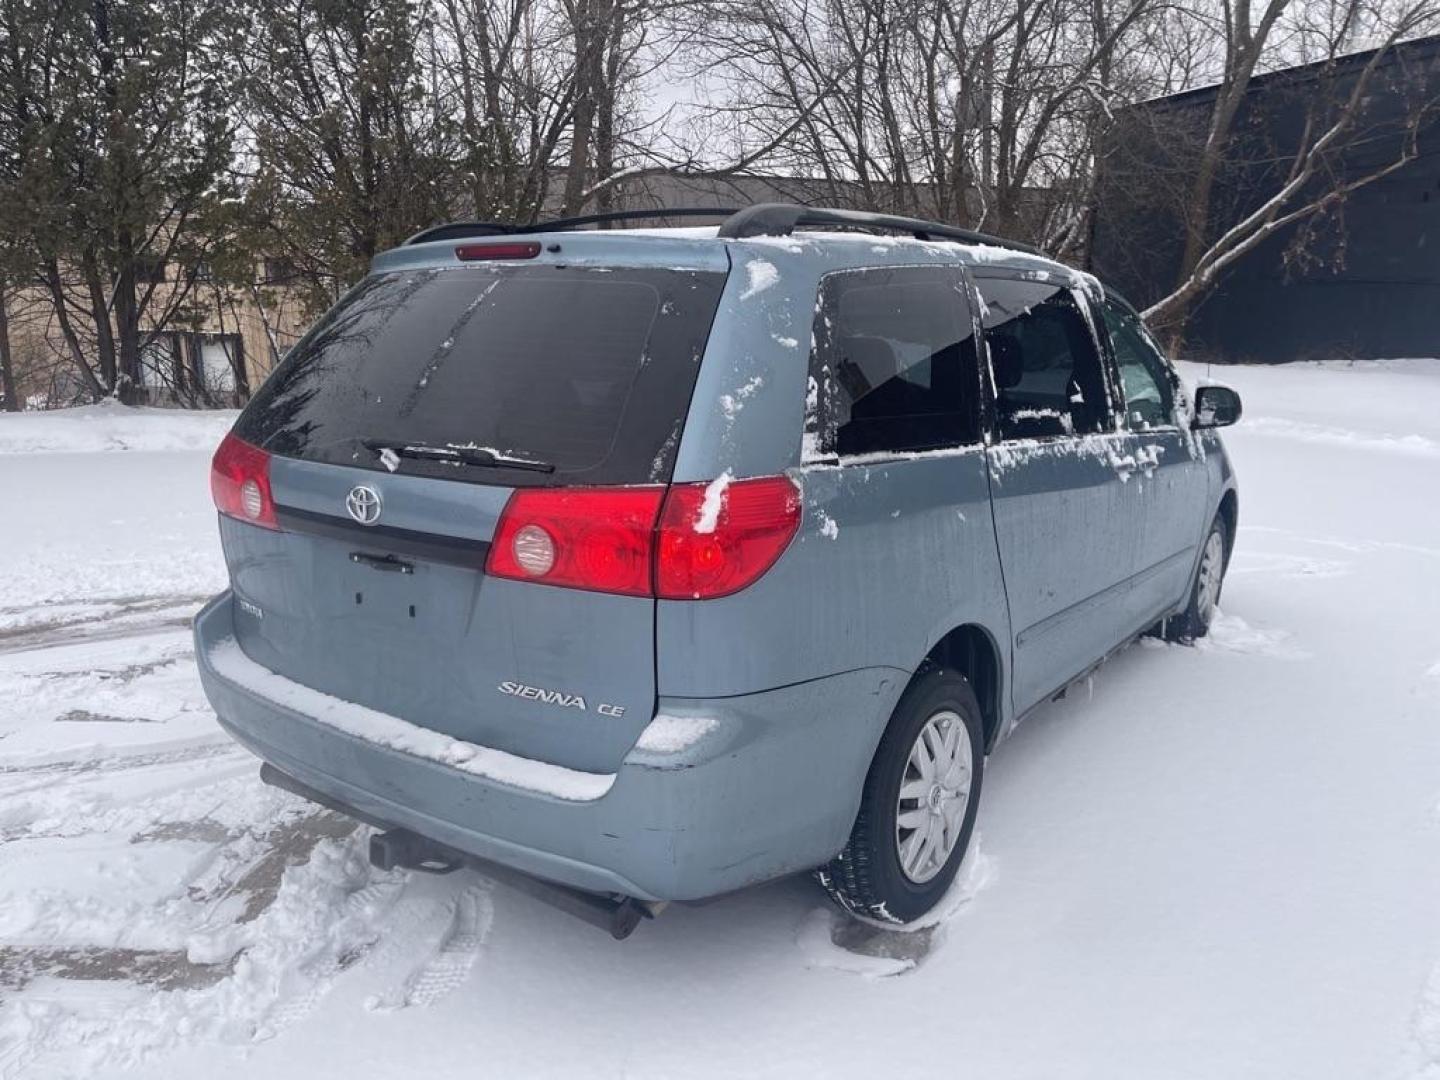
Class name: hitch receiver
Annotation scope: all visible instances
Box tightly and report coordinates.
[369,828,462,874]
[259,762,663,940]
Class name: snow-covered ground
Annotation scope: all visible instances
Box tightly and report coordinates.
[2,360,1439,1079]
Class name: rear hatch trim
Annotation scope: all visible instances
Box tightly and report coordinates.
[275,503,491,570]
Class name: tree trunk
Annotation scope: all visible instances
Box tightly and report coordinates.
[43,259,106,399]
[79,249,118,394]
[1165,91,1246,334]
[1160,0,1291,338]
[113,233,143,405]
[592,1,624,219]
[0,279,18,411]
[562,0,607,216]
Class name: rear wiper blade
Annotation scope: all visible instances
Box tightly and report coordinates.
[361,438,556,474]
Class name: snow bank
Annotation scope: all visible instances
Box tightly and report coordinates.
[207,638,615,801]
[0,401,236,455]
[1240,415,1440,458]
[0,828,410,1074]
[0,451,226,621]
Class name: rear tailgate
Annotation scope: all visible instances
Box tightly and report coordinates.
[222,245,729,774]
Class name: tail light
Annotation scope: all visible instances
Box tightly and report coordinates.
[656,476,801,599]
[211,432,279,530]
[487,487,666,597]
[486,475,801,600]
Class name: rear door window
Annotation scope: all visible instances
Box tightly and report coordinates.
[807,266,981,458]
[975,277,1113,440]
[235,264,727,486]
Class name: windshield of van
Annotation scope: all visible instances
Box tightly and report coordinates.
[234,263,727,486]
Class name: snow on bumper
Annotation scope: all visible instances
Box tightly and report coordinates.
[193,591,903,902]
[206,636,615,802]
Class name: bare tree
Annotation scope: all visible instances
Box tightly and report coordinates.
[1140,0,1440,333]
[232,0,457,316]
[681,0,1160,247]
[0,0,238,401]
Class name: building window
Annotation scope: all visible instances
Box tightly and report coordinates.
[139,333,182,390]
[262,257,300,285]
[134,257,167,284]
[197,334,240,393]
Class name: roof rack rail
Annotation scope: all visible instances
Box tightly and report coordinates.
[404,207,743,246]
[403,221,514,244]
[404,202,1042,256]
[715,203,1042,256]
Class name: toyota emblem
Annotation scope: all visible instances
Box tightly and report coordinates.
[346,485,383,526]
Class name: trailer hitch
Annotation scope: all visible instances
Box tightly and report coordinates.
[365,826,662,939]
[368,828,463,874]
[259,763,664,940]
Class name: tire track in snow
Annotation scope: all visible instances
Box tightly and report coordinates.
[0,593,209,655]
[0,834,410,1075]
[256,878,407,1037]
[0,740,243,803]
[1241,416,1440,459]
[365,879,494,1011]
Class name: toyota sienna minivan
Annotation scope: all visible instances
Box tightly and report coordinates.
[195,203,1242,936]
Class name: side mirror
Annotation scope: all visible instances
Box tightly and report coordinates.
[1193,384,1242,429]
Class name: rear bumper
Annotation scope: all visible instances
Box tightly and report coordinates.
[194,591,904,901]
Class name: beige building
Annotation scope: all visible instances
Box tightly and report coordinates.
[7,256,318,408]
[134,258,317,404]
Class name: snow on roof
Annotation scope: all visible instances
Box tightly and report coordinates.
[730,227,1073,275]
[387,219,1078,280]
[618,226,723,238]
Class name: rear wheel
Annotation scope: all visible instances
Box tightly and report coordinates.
[817,665,984,924]
[1163,514,1228,643]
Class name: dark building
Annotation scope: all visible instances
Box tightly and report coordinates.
[1090,35,1440,362]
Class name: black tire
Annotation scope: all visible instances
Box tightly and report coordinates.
[1162,513,1229,644]
[817,665,985,924]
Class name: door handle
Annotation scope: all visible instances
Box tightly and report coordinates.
[350,551,415,574]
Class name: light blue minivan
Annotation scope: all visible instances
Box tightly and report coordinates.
[195,204,1242,937]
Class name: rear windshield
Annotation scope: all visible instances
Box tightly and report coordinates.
[235,263,727,486]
